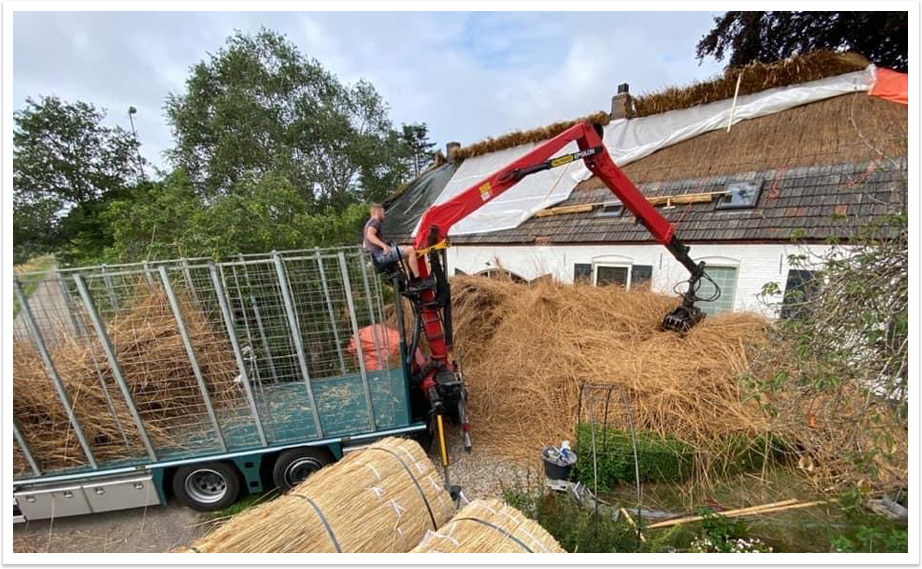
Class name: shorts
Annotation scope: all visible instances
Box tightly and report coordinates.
[371,245,405,266]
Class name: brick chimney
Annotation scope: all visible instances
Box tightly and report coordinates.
[446,141,462,162]
[610,83,635,120]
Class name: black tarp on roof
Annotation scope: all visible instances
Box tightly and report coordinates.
[382,162,459,243]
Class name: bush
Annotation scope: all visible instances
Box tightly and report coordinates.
[503,488,638,553]
[831,525,908,553]
[574,423,694,488]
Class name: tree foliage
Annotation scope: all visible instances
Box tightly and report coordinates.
[13,96,142,262]
[165,28,412,210]
[750,210,908,493]
[401,122,438,176]
[697,12,908,71]
[93,169,368,263]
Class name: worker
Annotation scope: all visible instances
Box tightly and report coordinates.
[363,203,423,281]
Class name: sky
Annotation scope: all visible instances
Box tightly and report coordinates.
[13,11,727,173]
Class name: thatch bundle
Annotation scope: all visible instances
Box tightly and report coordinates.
[13,283,240,474]
[450,276,770,468]
[187,437,455,553]
[411,499,564,553]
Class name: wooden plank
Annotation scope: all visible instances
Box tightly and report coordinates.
[534,204,595,217]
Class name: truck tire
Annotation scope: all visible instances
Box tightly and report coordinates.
[272,447,335,491]
[173,462,241,512]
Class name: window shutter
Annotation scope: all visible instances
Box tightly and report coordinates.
[781,269,819,319]
[631,265,653,288]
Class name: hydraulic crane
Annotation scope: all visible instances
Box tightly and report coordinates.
[373,121,718,483]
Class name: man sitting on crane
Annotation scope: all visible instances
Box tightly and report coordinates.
[363,202,423,281]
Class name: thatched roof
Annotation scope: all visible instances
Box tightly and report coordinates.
[447,92,907,246]
[387,92,906,245]
[632,50,869,117]
[609,93,906,185]
[451,51,870,161]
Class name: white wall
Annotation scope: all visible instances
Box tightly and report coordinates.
[447,243,835,317]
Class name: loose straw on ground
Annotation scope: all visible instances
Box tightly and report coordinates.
[450,275,770,472]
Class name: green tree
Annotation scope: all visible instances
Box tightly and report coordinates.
[164,28,411,210]
[99,169,369,263]
[13,96,142,262]
[401,123,438,176]
[697,12,908,71]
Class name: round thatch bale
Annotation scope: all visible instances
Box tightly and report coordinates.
[411,498,564,553]
[185,437,454,553]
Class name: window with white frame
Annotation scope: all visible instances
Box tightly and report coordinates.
[594,264,630,287]
[590,263,655,289]
[695,265,738,314]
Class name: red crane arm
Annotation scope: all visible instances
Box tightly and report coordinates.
[412,121,675,250]
[402,121,713,465]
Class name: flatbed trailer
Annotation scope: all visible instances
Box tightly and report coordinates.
[12,246,425,521]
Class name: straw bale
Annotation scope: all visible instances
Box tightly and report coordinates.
[411,498,564,553]
[187,437,455,553]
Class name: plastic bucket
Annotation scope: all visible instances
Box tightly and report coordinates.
[542,447,576,481]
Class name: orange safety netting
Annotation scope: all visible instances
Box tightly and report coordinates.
[870,68,908,105]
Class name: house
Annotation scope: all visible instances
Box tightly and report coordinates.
[383,54,908,317]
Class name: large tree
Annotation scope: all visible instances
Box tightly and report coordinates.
[165,29,412,210]
[696,12,908,71]
[401,123,438,177]
[13,96,142,262]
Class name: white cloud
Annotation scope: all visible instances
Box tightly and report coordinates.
[13,11,726,171]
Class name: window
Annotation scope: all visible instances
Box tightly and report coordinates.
[587,263,654,289]
[631,265,653,288]
[595,265,629,287]
[574,263,592,283]
[716,181,762,210]
[781,269,820,319]
[595,201,624,218]
[477,268,526,283]
[696,266,738,315]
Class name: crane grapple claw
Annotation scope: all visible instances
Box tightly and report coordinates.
[661,304,705,334]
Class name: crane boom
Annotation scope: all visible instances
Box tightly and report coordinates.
[379,121,717,481]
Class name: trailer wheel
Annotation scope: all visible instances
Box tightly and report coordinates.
[173,462,241,512]
[272,447,335,491]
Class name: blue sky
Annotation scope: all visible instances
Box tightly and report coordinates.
[13,11,727,172]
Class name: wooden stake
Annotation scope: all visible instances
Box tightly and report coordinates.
[727,70,743,132]
[620,508,646,543]
[647,499,800,529]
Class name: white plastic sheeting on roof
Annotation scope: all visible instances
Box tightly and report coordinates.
[421,66,877,238]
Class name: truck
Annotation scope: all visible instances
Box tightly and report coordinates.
[11,246,427,521]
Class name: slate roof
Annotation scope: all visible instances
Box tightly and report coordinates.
[386,93,907,245]
[448,159,907,245]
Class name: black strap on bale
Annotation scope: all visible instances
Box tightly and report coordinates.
[366,447,438,530]
[452,517,534,552]
[291,493,342,553]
